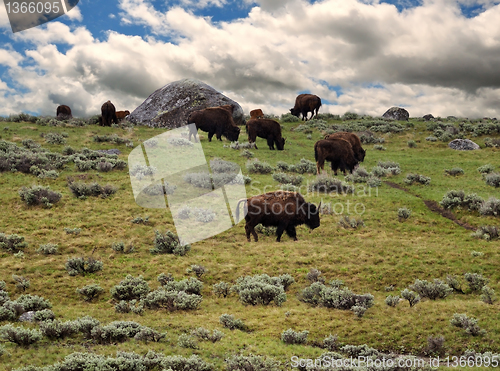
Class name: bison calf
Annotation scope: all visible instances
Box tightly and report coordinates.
[290,94,322,121]
[116,110,130,121]
[250,109,264,120]
[188,106,240,142]
[246,118,285,150]
[236,191,320,242]
[325,132,366,162]
[314,138,358,175]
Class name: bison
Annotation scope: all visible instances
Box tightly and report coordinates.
[290,94,322,121]
[187,106,240,142]
[325,132,366,162]
[56,105,72,120]
[250,109,264,120]
[100,101,118,126]
[246,118,285,150]
[235,191,320,242]
[314,138,358,175]
[116,110,130,120]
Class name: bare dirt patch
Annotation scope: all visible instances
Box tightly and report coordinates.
[384,181,476,231]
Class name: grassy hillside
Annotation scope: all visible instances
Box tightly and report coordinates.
[0,114,499,370]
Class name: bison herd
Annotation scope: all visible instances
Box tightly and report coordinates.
[56,92,367,243]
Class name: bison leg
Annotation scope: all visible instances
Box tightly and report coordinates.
[267,137,275,150]
[275,222,289,242]
[285,225,298,241]
[207,131,215,142]
[245,223,258,242]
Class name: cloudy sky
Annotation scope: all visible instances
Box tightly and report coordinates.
[0,0,499,118]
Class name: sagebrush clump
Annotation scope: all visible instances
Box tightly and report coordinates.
[230,274,293,306]
[281,328,309,344]
[18,185,62,208]
[0,233,27,253]
[409,279,453,300]
[450,313,485,336]
[151,230,190,255]
[110,275,150,301]
[65,257,103,276]
[76,284,103,302]
[219,314,247,331]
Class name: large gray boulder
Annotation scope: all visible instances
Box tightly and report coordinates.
[448,139,480,151]
[128,78,245,128]
[382,107,409,121]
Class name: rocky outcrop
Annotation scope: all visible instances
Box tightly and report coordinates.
[448,139,480,151]
[423,114,434,121]
[382,107,409,121]
[127,78,245,128]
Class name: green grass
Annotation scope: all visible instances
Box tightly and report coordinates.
[0,117,500,370]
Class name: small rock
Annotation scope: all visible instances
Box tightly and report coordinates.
[18,311,35,322]
[448,139,480,151]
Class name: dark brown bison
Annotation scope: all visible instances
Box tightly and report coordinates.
[290,94,321,121]
[246,118,285,150]
[100,101,118,126]
[250,109,264,120]
[56,105,72,120]
[314,138,358,175]
[325,132,366,162]
[187,107,240,142]
[116,110,130,120]
[235,191,320,242]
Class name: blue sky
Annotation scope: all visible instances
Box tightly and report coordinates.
[1,0,500,118]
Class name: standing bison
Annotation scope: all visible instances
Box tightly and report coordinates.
[236,191,320,242]
[116,110,130,121]
[246,118,285,150]
[56,105,72,120]
[325,132,366,162]
[314,138,358,175]
[250,109,264,120]
[187,106,240,142]
[100,101,118,127]
[290,94,322,121]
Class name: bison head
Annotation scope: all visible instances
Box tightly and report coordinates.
[225,126,240,142]
[277,137,286,151]
[305,202,321,229]
[358,148,366,162]
[290,108,300,118]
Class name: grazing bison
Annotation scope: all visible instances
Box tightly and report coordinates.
[235,191,320,242]
[246,119,285,150]
[116,110,130,120]
[100,101,118,126]
[250,109,264,120]
[187,107,240,142]
[290,94,321,121]
[56,105,72,120]
[314,138,358,175]
[325,132,366,162]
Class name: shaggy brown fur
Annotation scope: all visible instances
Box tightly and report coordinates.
[187,107,240,142]
[236,191,320,242]
[314,138,358,175]
[290,94,322,121]
[325,132,366,162]
[250,109,264,120]
[100,101,118,126]
[246,118,285,150]
[115,110,130,120]
[56,105,72,120]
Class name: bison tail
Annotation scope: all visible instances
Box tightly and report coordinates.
[234,198,248,224]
